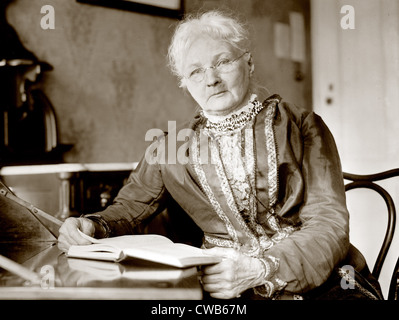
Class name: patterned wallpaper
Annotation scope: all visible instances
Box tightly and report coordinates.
[6,0,311,163]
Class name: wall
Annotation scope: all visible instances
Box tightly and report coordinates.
[186,0,312,108]
[312,0,399,298]
[6,0,311,163]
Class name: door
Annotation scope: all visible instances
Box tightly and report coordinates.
[311,0,399,299]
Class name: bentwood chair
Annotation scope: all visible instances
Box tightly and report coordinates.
[343,169,399,300]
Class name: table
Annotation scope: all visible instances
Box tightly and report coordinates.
[0,243,203,300]
[0,164,202,300]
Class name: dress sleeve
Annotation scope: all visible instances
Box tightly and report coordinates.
[263,112,350,294]
[87,142,168,237]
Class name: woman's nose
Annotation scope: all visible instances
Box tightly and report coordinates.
[205,68,221,87]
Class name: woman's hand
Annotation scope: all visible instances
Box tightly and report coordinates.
[57,217,96,253]
[200,247,266,299]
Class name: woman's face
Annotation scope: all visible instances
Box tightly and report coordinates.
[181,36,253,116]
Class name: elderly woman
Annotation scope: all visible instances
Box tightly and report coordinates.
[58,10,382,300]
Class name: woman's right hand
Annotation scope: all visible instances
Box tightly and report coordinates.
[57,217,96,253]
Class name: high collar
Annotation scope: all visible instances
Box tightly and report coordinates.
[202,94,258,124]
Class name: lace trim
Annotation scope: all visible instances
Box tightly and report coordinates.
[204,234,237,249]
[253,255,288,299]
[190,131,240,244]
[267,209,298,244]
[253,278,288,299]
[202,93,258,123]
[202,95,264,133]
[209,131,261,256]
[264,102,278,208]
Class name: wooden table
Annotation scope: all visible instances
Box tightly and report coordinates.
[0,243,203,300]
[0,165,202,300]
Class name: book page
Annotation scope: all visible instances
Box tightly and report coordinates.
[67,257,192,282]
[73,230,221,267]
[67,245,123,262]
[124,243,221,268]
[78,229,173,250]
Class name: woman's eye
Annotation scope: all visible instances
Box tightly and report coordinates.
[190,68,202,76]
[216,59,231,67]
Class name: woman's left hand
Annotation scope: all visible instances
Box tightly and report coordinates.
[200,247,266,299]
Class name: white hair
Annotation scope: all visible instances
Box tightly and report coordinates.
[167,10,251,85]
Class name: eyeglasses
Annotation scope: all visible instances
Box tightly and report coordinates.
[185,51,249,83]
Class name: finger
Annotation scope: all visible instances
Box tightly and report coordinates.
[209,292,228,299]
[202,256,236,275]
[209,291,238,300]
[59,218,92,246]
[78,218,96,237]
[58,221,79,248]
[70,219,94,245]
[202,282,238,299]
[201,273,225,284]
[202,282,222,293]
[57,229,83,253]
[57,234,71,252]
[202,262,226,275]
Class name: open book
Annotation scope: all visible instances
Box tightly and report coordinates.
[67,257,198,284]
[67,231,221,268]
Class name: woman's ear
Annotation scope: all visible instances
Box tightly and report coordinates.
[248,53,255,76]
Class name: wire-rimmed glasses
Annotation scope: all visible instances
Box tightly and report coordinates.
[185,51,249,83]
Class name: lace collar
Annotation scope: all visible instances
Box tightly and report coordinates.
[201,94,264,133]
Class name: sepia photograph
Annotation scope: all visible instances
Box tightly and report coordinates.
[0,0,398,314]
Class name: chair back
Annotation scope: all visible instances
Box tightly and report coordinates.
[344,169,399,300]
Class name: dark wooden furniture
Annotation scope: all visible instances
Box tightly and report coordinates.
[0,178,202,300]
[344,169,399,300]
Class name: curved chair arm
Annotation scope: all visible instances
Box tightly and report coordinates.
[343,169,399,300]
